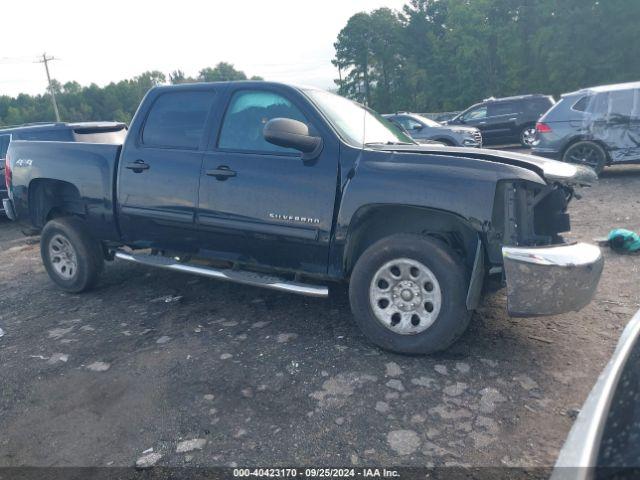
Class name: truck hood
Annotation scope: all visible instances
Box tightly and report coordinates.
[373,145,597,186]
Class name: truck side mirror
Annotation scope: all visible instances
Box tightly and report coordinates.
[263,118,323,160]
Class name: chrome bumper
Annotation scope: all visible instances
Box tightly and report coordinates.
[502,242,603,317]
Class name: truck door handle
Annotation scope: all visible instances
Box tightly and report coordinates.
[206,166,236,180]
[125,160,150,172]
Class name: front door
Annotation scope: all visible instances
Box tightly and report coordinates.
[486,101,521,143]
[117,89,217,250]
[196,88,338,274]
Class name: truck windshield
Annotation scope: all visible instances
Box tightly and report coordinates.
[303,89,414,147]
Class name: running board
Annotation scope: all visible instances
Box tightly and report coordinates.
[114,251,329,298]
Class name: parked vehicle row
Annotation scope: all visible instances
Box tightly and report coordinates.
[3,81,603,355]
[0,122,127,216]
[392,81,640,177]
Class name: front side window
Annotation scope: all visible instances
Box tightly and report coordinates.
[142,91,215,149]
[397,116,423,131]
[462,106,487,121]
[218,90,307,153]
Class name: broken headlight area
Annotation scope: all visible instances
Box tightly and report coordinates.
[491,180,573,252]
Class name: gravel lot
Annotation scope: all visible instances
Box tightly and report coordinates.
[1,157,639,470]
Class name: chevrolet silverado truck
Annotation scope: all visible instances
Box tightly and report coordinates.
[3,81,604,354]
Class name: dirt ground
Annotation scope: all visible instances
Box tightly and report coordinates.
[0,159,639,470]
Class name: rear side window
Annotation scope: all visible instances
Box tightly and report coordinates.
[17,129,73,141]
[218,90,308,153]
[591,92,610,118]
[488,101,519,116]
[0,134,10,158]
[143,91,215,149]
[525,98,554,114]
[572,96,590,112]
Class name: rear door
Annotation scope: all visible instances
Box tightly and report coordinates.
[196,86,339,274]
[117,88,217,250]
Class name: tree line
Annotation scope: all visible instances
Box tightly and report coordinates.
[333,0,640,113]
[3,1,639,126]
[0,62,262,126]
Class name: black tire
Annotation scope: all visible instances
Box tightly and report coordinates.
[349,234,471,355]
[519,125,537,148]
[40,216,104,293]
[562,141,607,175]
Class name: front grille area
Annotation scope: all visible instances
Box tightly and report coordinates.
[472,130,483,147]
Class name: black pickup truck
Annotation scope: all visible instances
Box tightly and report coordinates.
[3,81,604,354]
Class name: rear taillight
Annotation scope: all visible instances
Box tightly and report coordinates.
[4,154,11,190]
[536,122,552,134]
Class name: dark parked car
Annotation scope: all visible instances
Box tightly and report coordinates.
[447,94,555,147]
[383,112,482,147]
[4,81,603,355]
[532,82,640,175]
[0,122,127,216]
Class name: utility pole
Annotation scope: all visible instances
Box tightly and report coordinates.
[37,53,61,122]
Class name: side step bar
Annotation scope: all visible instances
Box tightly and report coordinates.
[113,251,329,298]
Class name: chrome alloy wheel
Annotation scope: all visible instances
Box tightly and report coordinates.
[521,127,537,147]
[369,258,442,335]
[48,234,78,280]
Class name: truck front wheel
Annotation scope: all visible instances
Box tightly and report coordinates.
[41,217,104,293]
[349,234,471,355]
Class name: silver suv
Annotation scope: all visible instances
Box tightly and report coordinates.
[384,113,482,147]
[532,81,640,175]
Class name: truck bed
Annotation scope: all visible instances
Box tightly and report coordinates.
[7,140,122,241]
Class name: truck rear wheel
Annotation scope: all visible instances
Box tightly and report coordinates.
[41,217,104,293]
[349,234,471,355]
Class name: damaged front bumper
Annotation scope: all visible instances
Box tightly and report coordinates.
[502,242,603,317]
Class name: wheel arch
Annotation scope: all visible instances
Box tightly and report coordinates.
[343,204,482,276]
[561,137,612,165]
[28,178,84,228]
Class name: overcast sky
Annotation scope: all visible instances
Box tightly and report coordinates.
[1,0,407,97]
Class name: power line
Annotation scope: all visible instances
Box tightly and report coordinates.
[35,53,60,122]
